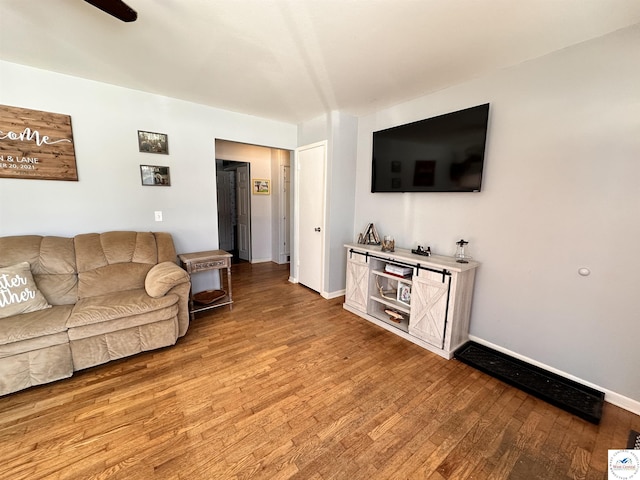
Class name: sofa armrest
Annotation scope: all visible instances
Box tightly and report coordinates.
[145,262,190,298]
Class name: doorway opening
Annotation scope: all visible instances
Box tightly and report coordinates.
[216,160,250,263]
[215,139,292,267]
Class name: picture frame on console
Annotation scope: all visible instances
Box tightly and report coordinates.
[397,282,411,306]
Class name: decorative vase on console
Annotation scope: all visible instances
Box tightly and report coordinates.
[381,235,395,252]
[455,239,470,263]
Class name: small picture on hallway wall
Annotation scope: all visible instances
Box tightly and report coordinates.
[252,179,270,195]
[138,130,168,154]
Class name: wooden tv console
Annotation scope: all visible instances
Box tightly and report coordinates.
[343,243,479,359]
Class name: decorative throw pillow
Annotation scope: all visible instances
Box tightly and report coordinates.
[0,262,51,319]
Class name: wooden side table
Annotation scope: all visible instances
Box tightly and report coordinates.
[178,250,233,320]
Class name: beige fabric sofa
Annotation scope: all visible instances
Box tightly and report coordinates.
[0,231,191,396]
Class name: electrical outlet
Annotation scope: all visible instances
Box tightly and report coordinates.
[154,211,163,222]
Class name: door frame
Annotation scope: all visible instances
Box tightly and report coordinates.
[292,140,328,294]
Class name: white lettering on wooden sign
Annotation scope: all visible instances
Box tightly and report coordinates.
[0,105,78,181]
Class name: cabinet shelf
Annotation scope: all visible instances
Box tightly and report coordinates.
[370,309,409,333]
[371,269,413,285]
[369,294,410,314]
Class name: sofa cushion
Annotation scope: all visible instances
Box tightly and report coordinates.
[77,263,153,299]
[75,232,158,272]
[75,232,159,298]
[69,317,178,370]
[0,304,72,346]
[154,232,179,264]
[0,236,78,306]
[0,262,52,319]
[0,342,73,396]
[0,331,70,359]
[67,303,178,341]
[68,288,179,328]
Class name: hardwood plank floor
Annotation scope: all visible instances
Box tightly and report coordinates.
[0,262,638,479]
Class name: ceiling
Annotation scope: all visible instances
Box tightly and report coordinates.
[1,0,639,124]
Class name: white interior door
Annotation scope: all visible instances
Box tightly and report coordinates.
[296,142,326,293]
[236,165,251,261]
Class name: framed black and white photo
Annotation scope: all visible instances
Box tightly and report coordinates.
[140,165,171,186]
[138,130,168,154]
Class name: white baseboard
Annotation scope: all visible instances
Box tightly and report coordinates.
[250,258,272,264]
[468,335,640,416]
[322,289,345,300]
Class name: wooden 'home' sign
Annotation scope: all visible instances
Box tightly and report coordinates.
[0,104,78,181]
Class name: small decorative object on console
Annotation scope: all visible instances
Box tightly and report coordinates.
[455,239,470,263]
[411,245,431,256]
[381,235,395,252]
[358,223,381,245]
[384,264,413,277]
[384,308,404,324]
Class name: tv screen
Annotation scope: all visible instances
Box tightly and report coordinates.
[371,104,490,192]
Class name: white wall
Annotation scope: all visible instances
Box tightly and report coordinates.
[355,25,640,405]
[0,61,297,287]
[326,111,358,295]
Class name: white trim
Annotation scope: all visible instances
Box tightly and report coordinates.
[250,258,272,264]
[468,335,640,416]
[323,289,345,300]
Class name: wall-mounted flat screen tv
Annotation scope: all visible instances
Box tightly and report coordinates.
[371,103,490,192]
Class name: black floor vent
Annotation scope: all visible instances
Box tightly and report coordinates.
[454,341,604,424]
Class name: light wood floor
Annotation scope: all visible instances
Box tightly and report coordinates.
[0,262,638,480]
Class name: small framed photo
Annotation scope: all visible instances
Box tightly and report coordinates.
[252,178,270,195]
[397,281,411,305]
[140,165,171,186]
[138,130,168,154]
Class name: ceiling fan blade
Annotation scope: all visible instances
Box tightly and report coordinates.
[84,0,137,22]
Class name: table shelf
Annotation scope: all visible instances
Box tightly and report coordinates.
[178,250,233,319]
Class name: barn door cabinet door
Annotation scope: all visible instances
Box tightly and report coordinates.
[408,267,477,353]
[408,272,451,349]
[345,256,369,313]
